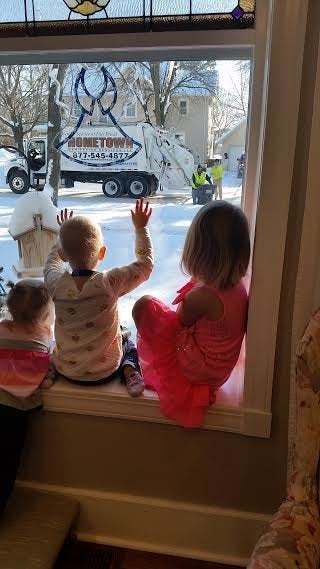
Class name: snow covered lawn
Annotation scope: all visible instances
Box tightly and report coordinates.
[0,172,242,334]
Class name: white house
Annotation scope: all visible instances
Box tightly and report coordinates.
[216,118,246,172]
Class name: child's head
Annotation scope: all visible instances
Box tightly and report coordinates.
[59,216,106,270]
[6,279,51,326]
[182,201,250,288]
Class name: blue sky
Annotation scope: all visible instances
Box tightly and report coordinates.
[2,1,239,23]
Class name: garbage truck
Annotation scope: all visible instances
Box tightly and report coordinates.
[4,122,195,198]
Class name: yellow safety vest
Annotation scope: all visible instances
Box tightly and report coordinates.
[211,165,223,180]
[192,171,207,189]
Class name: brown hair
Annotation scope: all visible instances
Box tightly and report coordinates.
[6,279,51,325]
[59,216,103,267]
[181,201,250,288]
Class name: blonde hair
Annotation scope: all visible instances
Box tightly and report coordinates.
[6,279,51,325]
[181,201,250,288]
[59,216,103,267]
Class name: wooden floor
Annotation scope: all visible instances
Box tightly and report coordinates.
[122,550,238,569]
[54,542,239,569]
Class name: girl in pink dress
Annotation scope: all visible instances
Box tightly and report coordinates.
[133,201,250,428]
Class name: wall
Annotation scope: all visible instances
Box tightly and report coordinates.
[166,96,210,164]
[63,94,145,127]
[15,0,320,527]
[220,121,246,171]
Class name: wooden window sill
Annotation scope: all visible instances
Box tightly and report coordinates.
[42,359,271,437]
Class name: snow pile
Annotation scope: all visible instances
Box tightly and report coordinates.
[43,158,54,197]
[9,190,59,238]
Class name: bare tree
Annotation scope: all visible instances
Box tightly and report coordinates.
[45,64,69,207]
[210,62,250,155]
[112,60,217,127]
[0,66,48,150]
[228,61,250,116]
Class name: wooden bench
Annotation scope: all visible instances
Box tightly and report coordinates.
[0,488,78,569]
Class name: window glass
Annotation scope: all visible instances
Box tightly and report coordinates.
[179,101,188,116]
[125,101,137,118]
[0,58,250,320]
[0,1,255,36]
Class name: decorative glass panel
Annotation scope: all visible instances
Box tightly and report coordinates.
[0,0,255,37]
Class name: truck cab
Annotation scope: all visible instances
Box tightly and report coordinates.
[28,139,46,173]
[5,138,47,194]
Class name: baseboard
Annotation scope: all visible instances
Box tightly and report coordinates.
[17,480,270,567]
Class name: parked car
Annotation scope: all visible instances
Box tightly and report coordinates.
[237,153,245,178]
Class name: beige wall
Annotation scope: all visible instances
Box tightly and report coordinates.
[16,1,320,518]
[166,96,211,164]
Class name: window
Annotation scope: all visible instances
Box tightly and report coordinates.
[179,100,188,116]
[125,101,137,119]
[72,102,82,119]
[0,1,308,437]
[0,1,255,37]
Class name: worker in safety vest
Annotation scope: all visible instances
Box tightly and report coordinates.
[211,159,223,200]
[191,165,212,205]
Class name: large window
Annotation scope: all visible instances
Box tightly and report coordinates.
[0,1,308,437]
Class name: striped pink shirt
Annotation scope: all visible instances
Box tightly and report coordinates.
[0,321,51,397]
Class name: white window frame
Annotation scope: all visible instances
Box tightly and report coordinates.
[179,99,188,116]
[124,100,137,119]
[0,0,308,437]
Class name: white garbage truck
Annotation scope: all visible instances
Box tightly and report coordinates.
[4,122,194,198]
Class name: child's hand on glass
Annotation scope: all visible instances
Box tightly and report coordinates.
[57,208,74,226]
[131,198,152,229]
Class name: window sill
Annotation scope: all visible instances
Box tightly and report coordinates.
[42,360,271,437]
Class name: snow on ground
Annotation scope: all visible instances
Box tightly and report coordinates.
[0,172,242,335]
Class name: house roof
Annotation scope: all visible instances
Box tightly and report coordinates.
[9,191,59,239]
[216,117,247,144]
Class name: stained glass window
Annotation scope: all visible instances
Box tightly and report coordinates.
[0,1,255,37]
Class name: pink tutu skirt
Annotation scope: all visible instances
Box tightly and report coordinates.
[137,298,210,428]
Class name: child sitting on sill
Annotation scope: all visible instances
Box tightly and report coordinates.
[0,279,53,512]
[44,199,153,397]
[133,201,250,428]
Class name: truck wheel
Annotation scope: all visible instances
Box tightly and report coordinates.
[102,176,124,198]
[9,171,29,194]
[64,177,74,189]
[126,176,149,198]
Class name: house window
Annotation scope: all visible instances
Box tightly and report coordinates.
[179,101,188,116]
[0,1,308,437]
[125,101,137,119]
[72,102,82,119]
